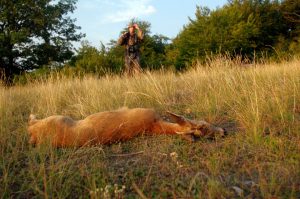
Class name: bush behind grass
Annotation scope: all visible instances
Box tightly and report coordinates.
[0,58,299,198]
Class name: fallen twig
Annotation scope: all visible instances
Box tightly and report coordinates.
[109,150,144,157]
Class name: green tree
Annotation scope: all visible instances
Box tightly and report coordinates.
[72,41,122,75]
[70,19,170,74]
[0,0,83,84]
[279,0,300,54]
[116,19,170,70]
[168,0,299,69]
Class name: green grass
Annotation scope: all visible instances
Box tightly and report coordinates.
[0,58,299,198]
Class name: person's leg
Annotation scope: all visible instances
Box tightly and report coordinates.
[124,56,131,75]
[132,56,142,74]
[129,60,135,76]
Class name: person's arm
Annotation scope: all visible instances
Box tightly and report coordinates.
[118,32,128,46]
[135,24,144,41]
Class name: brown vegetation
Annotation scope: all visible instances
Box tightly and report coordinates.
[1,58,299,198]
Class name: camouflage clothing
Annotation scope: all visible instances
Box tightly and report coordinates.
[118,30,144,75]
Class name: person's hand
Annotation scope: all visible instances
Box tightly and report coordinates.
[134,24,140,30]
[122,32,128,38]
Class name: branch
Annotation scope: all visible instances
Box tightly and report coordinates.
[283,12,300,23]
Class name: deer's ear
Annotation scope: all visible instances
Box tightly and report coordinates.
[166,111,189,126]
[28,114,38,126]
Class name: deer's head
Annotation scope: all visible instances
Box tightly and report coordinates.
[167,112,227,141]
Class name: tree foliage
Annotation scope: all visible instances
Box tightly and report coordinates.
[169,0,300,69]
[4,0,300,82]
[0,0,83,83]
[71,19,170,74]
[116,19,170,70]
[69,41,122,75]
[72,0,299,74]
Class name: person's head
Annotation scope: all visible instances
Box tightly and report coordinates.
[128,24,136,35]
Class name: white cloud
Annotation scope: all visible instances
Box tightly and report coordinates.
[102,0,156,23]
[78,0,118,10]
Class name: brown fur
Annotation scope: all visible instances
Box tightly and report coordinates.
[27,108,225,147]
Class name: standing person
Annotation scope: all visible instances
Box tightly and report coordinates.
[118,24,144,76]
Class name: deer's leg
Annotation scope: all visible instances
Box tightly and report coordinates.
[149,120,195,142]
[149,120,184,135]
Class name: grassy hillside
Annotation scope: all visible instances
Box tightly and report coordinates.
[0,58,299,198]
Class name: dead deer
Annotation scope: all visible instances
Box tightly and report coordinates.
[27,108,226,147]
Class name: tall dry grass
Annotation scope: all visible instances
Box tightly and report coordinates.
[0,58,299,198]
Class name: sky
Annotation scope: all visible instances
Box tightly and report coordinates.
[72,0,228,47]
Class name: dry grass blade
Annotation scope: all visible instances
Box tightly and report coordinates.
[132,182,148,199]
[0,58,299,198]
[109,151,144,157]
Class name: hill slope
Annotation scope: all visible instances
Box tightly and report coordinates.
[0,59,299,198]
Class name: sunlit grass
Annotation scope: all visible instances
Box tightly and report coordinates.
[0,58,299,198]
